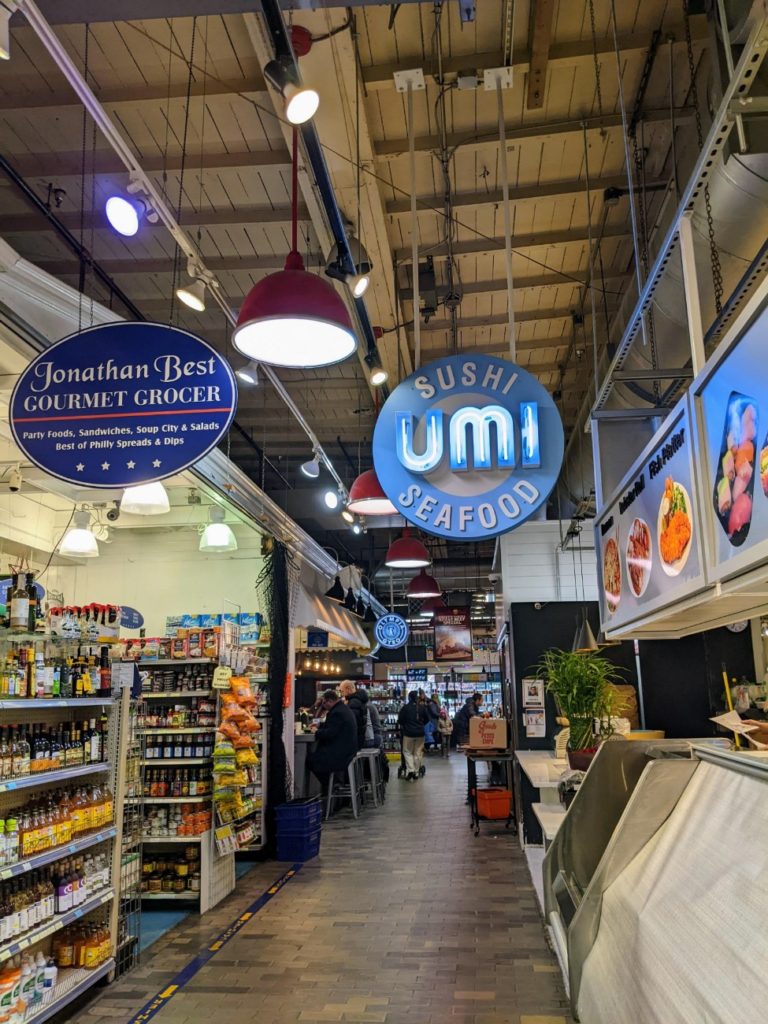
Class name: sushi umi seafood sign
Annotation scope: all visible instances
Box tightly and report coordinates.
[372,354,564,540]
[595,400,703,630]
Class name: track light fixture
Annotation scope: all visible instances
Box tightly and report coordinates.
[325,238,373,299]
[341,509,355,524]
[301,450,321,479]
[323,489,341,511]
[235,361,260,386]
[263,55,319,125]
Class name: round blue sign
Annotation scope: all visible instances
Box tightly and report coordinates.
[0,579,44,602]
[375,613,410,650]
[372,355,564,540]
[120,606,144,629]
[10,322,237,488]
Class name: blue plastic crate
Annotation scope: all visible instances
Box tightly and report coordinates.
[277,828,321,862]
[275,798,322,832]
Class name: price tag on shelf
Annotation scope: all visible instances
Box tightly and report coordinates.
[214,824,238,855]
[213,666,233,690]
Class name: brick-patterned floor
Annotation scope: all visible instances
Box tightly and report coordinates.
[75,755,573,1024]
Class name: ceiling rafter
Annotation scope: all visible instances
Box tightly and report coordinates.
[5,149,292,177]
[361,18,707,88]
[393,225,629,263]
[0,205,309,233]
[0,75,266,111]
[374,108,691,159]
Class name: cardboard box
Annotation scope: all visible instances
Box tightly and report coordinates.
[468,717,509,750]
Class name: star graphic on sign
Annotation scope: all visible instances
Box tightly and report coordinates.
[126,460,136,469]
[152,459,161,468]
[101,461,110,471]
[75,463,84,472]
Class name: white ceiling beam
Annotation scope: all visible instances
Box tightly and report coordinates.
[0,206,307,233]
[375,109,691,159]
[361,19,707,89]
[394,225,629,263]
[0,76,266,111]
[418,307,617,333]
[6,148,291,177]
[398,270,629,299]
[385,176,666,216]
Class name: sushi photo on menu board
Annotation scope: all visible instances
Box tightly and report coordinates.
[712,391,758,547]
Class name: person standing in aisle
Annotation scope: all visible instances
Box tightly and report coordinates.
[437,708,453,757]
[340,679,368,750]
[308,690,358,793]
[398,691,429,781]
[425,692,441,751]
[453,691,484,746]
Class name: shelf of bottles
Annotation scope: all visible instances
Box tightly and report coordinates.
[116,696,141,978]
[137,661,215,903]
[0,610,124,1020]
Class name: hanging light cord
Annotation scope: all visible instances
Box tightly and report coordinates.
[291,126,299,256]
[609,0,648,346]
[497,76,515,360]
[582,122,599,397]
[407,81,420,368]
[169,17,197,322]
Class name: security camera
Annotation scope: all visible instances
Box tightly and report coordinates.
[534,602,543,610]
[8,467,21,493]
[106,501,121,522]
[488,572,500,585]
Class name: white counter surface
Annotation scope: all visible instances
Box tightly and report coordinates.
[515,750,568,789]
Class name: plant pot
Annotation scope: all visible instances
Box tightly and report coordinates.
[567,747,598,771]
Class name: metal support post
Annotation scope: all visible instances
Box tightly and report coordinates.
[678,214,706,375]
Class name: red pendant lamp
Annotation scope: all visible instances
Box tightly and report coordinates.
[232,129,357,368]
[346,468,397,516]
[407,569,441,599]
[385,526,430,569]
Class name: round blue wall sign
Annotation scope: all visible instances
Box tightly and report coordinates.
[372,355,564,540]
[10,322,237,488]
[120,606,145,629]
[375,613,410,650]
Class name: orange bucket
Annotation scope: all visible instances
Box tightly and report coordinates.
[476,787,512,819]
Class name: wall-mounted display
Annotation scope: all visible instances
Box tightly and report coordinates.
[594,398,706,632]
[693,299,768,583]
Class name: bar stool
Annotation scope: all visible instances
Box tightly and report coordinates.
[355,749,384,808]
[325,758,364,820]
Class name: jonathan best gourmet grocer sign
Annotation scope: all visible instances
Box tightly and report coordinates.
[10,322,237,488]
[373,355,564,540]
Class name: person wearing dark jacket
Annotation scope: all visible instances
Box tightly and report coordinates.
[308,690,358,791]
[340,679,368,750]
[453,692,484,745]
[398,691,429,780]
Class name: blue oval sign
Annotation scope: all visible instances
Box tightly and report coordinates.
[375,613,410,650]
[373,355,564,540]
[0,579,44,602]
[120,606,144,629]
[10,322,237,488]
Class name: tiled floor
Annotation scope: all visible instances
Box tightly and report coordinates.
[77,755,572,1024]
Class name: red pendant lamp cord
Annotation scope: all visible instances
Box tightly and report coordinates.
[284,127,302,271]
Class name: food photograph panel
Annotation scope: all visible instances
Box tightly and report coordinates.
[595,400,704,631]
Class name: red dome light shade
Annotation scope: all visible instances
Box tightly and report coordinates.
[407,569,441,599]
[385,526,430,569]
[232,251,356,368]
[346,468,397,516]
[232,126,357,369]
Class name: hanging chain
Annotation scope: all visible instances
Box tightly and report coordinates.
[169,17,197,324]
[77,23,90,333]
[587,0,605,130]
[630,127,659,395]
[683,0,723,313]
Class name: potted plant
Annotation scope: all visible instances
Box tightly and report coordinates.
[536,648,621,769]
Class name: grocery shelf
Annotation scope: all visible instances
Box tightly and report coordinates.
[140,892,198,901]
[131,796,209,805]
[139,758,208,766]
[0,761,110,794]
[0,888,114,963]
[137,727,214,735]
[136,659,213,666]
[140,691,212,699]
[0,826,118,881]
[23,960,115,1024]
[141,832,208,844]
[0,697,115,710]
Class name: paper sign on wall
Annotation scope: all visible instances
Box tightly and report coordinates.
[522,678,545,708]
[524,710,546,738]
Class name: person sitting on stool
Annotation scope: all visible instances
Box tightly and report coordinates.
[308,689,358,795]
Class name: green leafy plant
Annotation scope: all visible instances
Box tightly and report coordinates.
[535,649,622,751]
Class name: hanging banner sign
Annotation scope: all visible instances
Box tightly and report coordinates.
[375,613,409,650]
[434,607,473,662]
[10,322,237,488]
[372,355,564,540]
[120,606,145,629]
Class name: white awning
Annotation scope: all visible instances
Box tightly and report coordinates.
[293,585,370,649]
